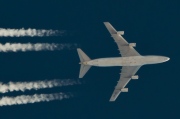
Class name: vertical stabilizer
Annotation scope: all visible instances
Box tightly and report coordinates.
[77,48,91,78]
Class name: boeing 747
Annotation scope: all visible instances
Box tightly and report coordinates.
[77,22,170,101]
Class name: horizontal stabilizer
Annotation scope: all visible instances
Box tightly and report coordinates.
[79,65,91,78]
[77,48,91,62]
[77,48,91,78]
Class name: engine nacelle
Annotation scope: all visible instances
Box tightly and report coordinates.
[117,31,124,35]
[131,75,139,79]
[129,43,136,47]
[121,88,128,92]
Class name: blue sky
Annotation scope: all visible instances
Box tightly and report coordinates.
[0,0,179,119]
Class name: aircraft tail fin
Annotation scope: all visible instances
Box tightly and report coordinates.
[77,48,91,78]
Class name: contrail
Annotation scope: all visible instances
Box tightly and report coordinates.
[0,43,76,52]
[0,79,80,93]
[0,28,65,37]
[0,92,72,106]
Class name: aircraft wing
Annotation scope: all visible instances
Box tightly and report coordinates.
[110,66,141,101]
[104,22,140,57]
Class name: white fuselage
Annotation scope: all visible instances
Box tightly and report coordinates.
[84,56,169,67]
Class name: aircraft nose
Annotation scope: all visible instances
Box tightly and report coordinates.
[164,57,170,61]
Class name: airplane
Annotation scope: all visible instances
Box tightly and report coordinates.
[77,22,170,101]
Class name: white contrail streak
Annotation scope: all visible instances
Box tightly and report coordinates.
[0,28,65,37]
[0,92,72,106]
[0,79,80,93]
[0,43,75,52]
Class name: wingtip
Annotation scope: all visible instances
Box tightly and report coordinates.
[79,74,83,78]
[109,97,116,102]
[77,48,82,52]
[103,22,109,24]
[109,100,115,102]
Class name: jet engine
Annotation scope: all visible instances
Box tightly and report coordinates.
[117,31,124,35]
[121,88,128,92]
[129,43,136,47]
[131,75,138,79]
